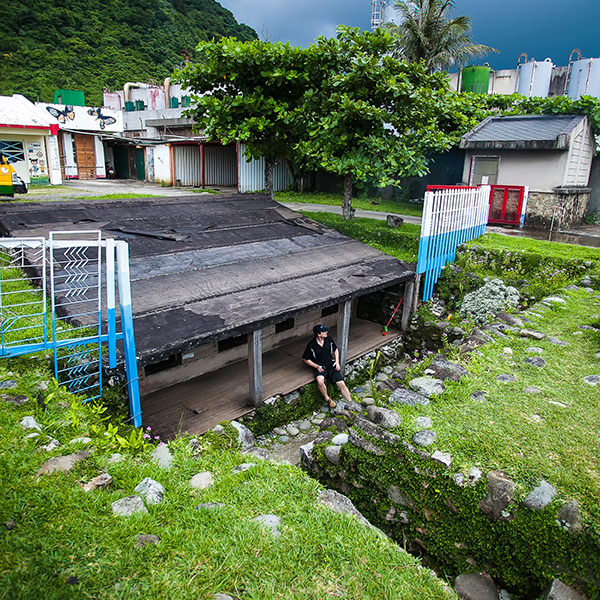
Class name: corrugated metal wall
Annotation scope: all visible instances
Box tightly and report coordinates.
[238,144,292,193]
[204,145,237,186]
[174,145,201,186]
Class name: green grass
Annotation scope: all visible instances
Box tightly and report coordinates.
[275,191,424,217]
[301,212,421,263]
[0,359,454,600]
[73,193,169,200]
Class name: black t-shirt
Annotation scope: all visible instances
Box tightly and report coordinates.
[302,336,337,367]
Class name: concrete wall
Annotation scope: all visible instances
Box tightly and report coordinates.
[588,156,600,216]
[153,144,172,185]
[463,149,568,190]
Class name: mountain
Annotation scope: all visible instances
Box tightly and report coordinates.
[0,0,257,105]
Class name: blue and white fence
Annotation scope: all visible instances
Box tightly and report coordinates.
[0,232,141,427]
[416,186,490,302]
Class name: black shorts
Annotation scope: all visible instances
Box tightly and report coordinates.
[313,364,344,384]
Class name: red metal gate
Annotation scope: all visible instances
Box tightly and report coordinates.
[488,185,526,226]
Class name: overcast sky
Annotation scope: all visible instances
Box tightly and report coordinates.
[217,0,600,71]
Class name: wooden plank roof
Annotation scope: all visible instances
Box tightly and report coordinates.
[0,194,415,366]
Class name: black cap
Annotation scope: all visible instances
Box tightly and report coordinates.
[313,324,328,335]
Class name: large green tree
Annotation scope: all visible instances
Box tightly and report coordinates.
[385,0,497,73]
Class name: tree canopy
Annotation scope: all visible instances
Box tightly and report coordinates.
[0,0,257,105]
[385,0,497,73]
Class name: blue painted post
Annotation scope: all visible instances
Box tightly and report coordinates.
[116,241,142,428]
[106,238,117,369]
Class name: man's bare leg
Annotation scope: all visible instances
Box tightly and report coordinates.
[316,375,335,407]
[336,380,352,403]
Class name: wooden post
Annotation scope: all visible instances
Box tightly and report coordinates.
[411,274,421,315]
[337,300,352,372]
[248,329,263,407]
[401,279,415,333]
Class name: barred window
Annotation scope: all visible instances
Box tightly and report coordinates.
[0,141,25,163]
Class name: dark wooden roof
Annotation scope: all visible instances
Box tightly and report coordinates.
[0,194,415,365]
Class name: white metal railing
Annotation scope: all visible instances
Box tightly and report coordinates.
[416,186,490,301]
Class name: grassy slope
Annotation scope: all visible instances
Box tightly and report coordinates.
[0,361,454,600]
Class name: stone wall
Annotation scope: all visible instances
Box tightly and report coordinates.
[525,187,591,230]
[356,283,406,332]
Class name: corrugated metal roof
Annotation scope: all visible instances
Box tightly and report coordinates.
[460,114,587,149]
[0,95,52,129]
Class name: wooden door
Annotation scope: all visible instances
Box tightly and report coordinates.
[73,134,96,179]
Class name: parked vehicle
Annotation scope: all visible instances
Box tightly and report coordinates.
[0,153,28,199]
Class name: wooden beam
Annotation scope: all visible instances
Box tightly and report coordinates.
[401,279,415,333]
[337,300,351,371]
[248,329,263,407]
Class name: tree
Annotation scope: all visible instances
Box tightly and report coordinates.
[297,27,462,219]
[385,0,497,73]
[177,38,318,200]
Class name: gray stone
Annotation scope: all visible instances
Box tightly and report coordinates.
[298,420,312,432]
[459,334,490,354]
[252,514,281,537]
[544,579,586,600]
[245,447,270,461]
[366,405,402,429]
[69,437,92,445]
[41,438,61,452]
[196,502,225,510]
[331,433,349,446]
[424,356,469,382]
[112,496,148,516]
[319,417,348,433]
[524,356,546,368]
[2,394,29,405]
[278,435,290,444]
[134,477,165,505]
[37,451,90,475]
[548,400,566,407]
[409,377,445,397]
[20,416,41,431]
[214,594,235,600]
[344,400,363,412]
[479,471,515,522]
[136,534,160,548]
[548,337,568,346]
[454,467,483,487]
[413,430,437,447]
[324,445,342,465]
[232,463,256,473]
[556,500,583,533]
[318,489,370,527]
[471,391,487,401]
[523,480,556,511]
[389,387,430,407]
[520,329,546,340]
[416,416,432,428]
[387,485,415,508]
[565,285,579,291]
[283,391,300,404]
[579,324,599,331]
[108,453,123,464]
[543,296,567,305]
[190,472,214,489]
[0,380,18,390]
[583,375,600,386]
[496,313,524,328]
[526,347,544,353]
[273,427,286,436]
[361,397,375,406]
[497,374,516,383]
[151,444,173,469]
[231,421,256,450]
[432,451,452,467]
[454,573,499,600]
[348,429,385,456]
[82,473,113,492]
[353,415,403,445]
[524,386,542,394]
[25,432,39,439]
[286,425,299,437]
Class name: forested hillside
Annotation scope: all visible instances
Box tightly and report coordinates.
[0,0,257,105]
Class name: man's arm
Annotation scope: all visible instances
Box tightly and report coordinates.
[333,348,340,371]
[303,358,325,372]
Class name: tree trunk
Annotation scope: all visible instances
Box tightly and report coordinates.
[342,173,354,221]
[265,157,275,201]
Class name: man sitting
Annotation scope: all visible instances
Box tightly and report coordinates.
[302,324,353,409]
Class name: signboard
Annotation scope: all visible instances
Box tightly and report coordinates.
[39,103,123,133]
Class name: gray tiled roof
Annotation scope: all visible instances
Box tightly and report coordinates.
[460,114,587,149]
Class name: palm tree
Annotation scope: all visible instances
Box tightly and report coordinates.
[385,0,498,73]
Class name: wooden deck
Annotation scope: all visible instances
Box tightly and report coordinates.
[142,319,400,438]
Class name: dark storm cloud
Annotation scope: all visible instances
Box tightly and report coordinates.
[218,0,600,69]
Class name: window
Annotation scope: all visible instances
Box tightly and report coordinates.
[471,156,499,185]
[321,305,339,317]
[218,334,248,352]
[275,318,294,333]
[144,353,182,376]
[0,141,25,163]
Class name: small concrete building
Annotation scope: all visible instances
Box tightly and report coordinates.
[460,114,595,229]
[0,194,415,437]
